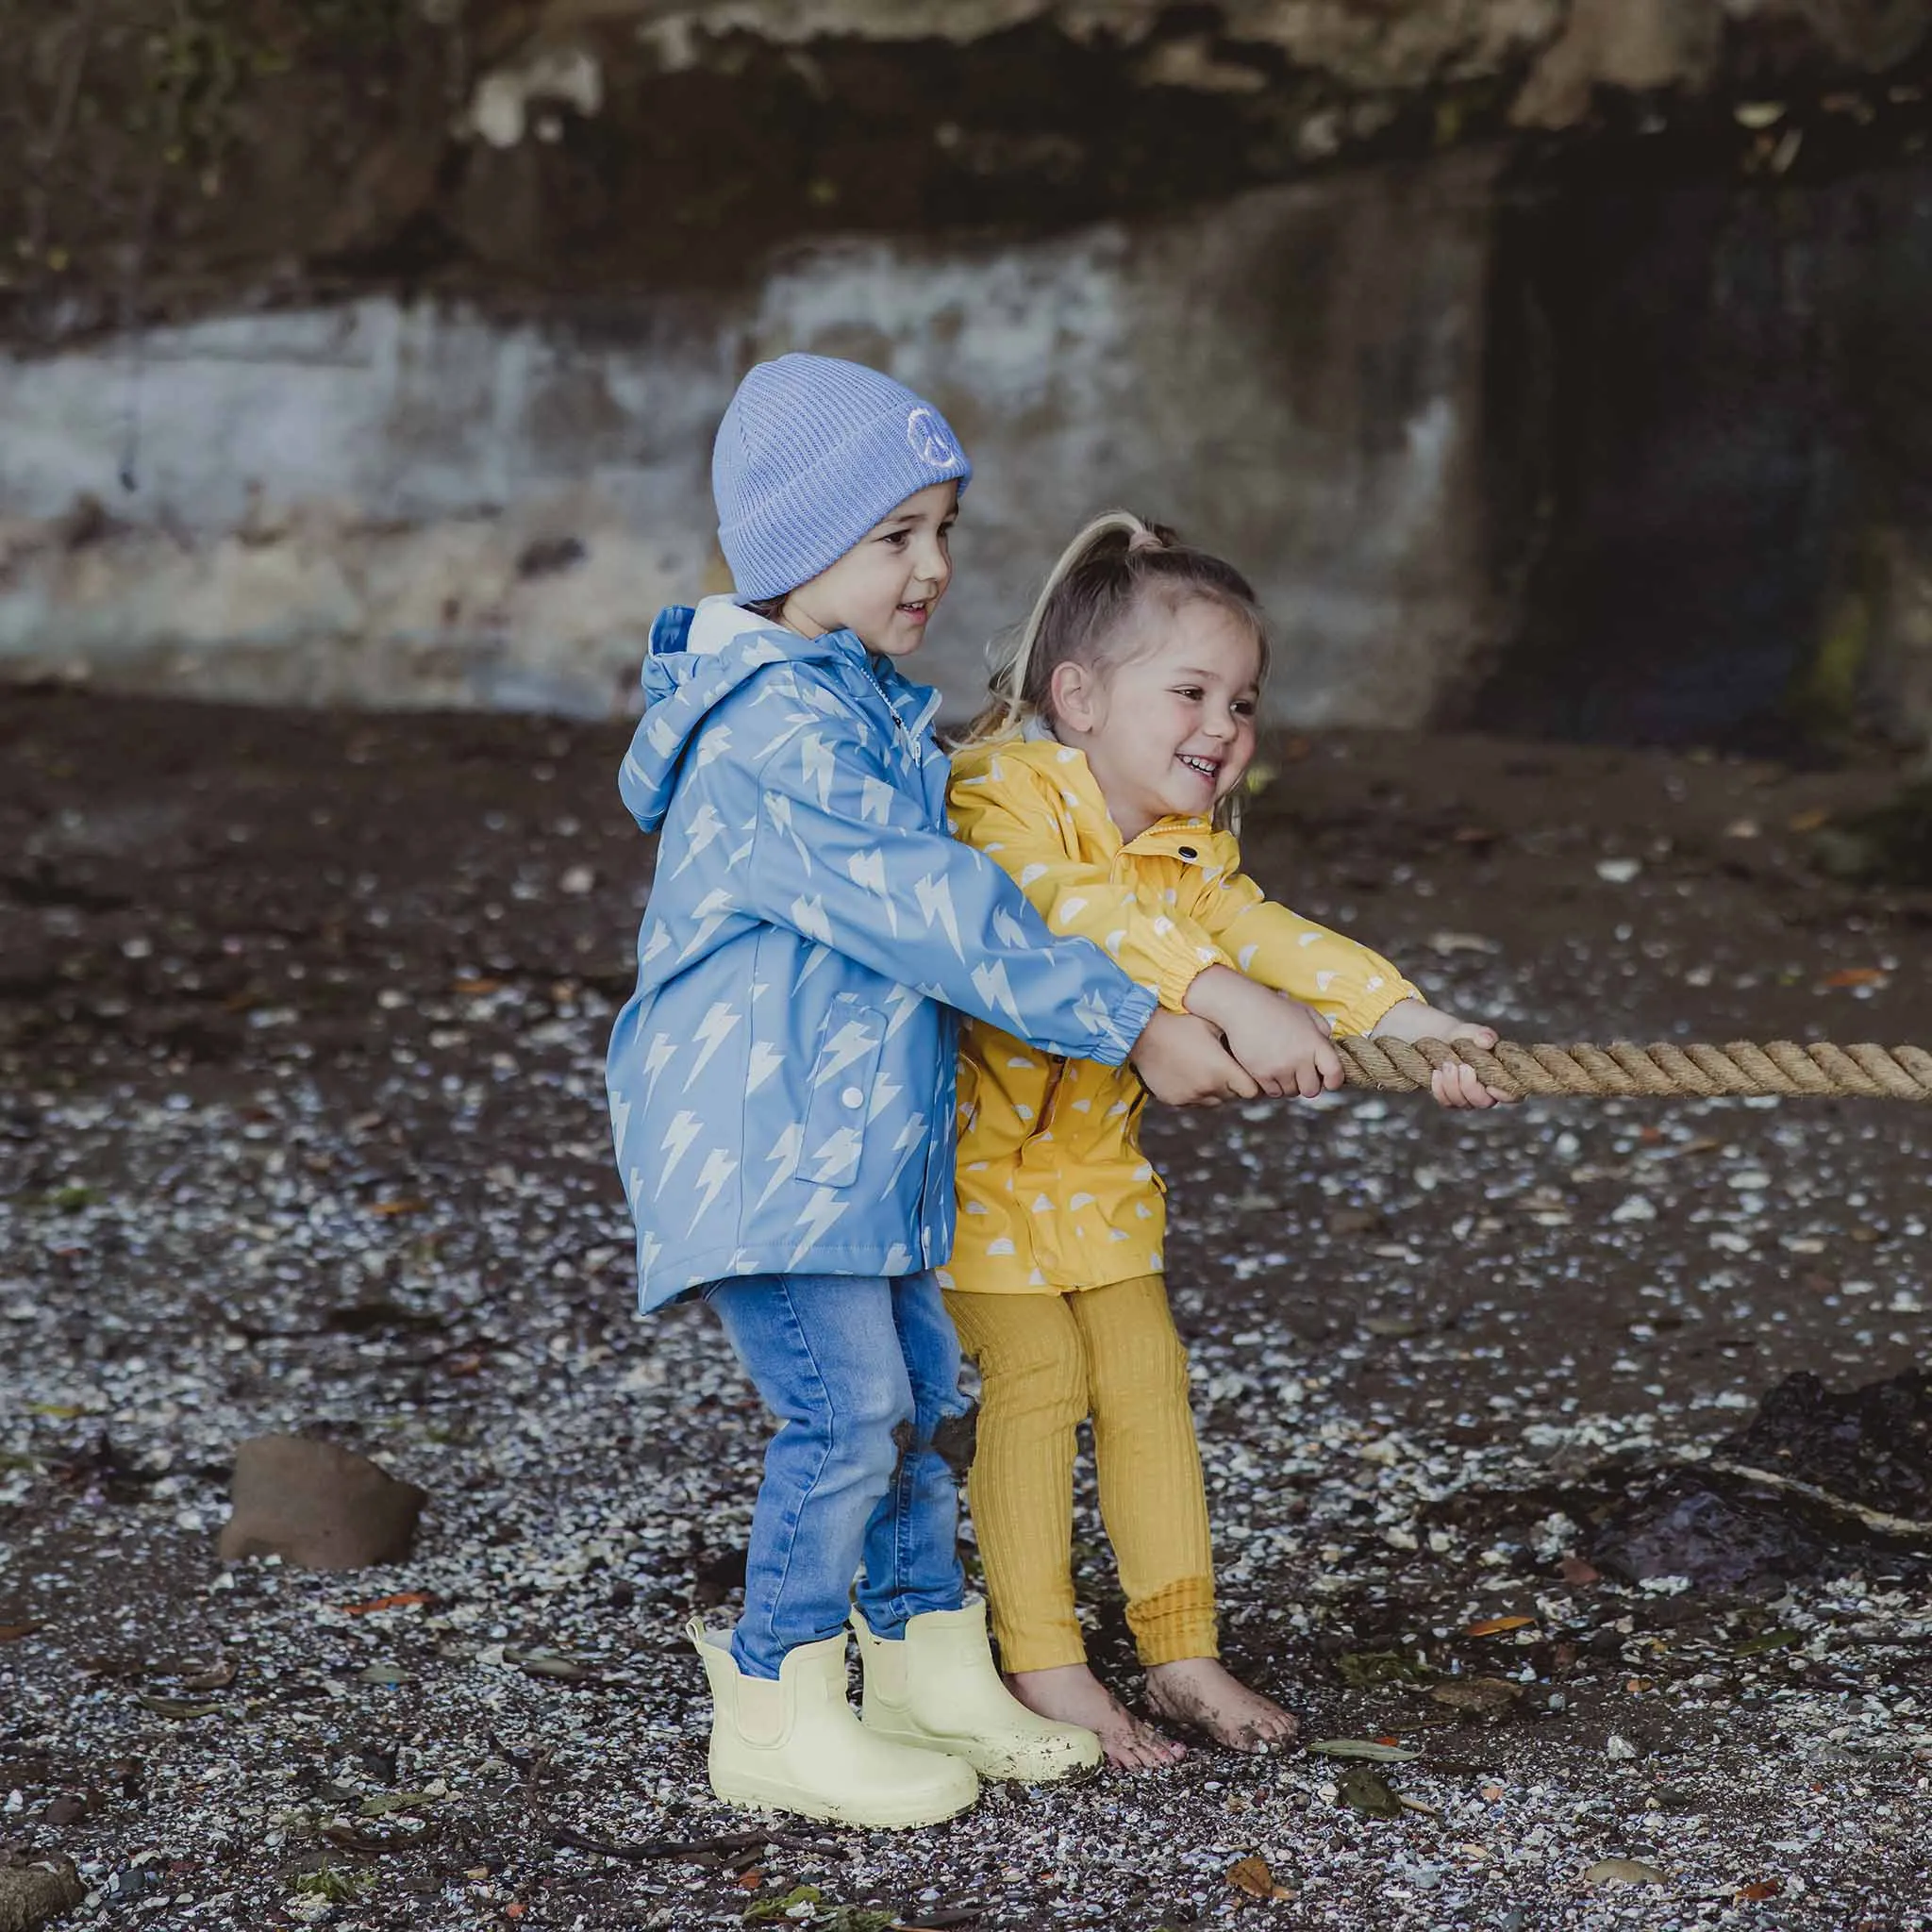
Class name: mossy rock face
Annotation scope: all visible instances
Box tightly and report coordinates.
[1813,781,1932,888]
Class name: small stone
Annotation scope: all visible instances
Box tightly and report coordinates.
[218,1435,426,1571]
[0,1857,86,1932]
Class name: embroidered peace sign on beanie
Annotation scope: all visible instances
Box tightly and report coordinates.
[711,354,974,599]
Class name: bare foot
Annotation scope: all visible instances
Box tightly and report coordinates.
[1142,1657,1299,1754]
[1006,1663,1186,1771]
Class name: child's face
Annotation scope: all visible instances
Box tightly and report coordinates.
[1049,596,1261,840]
[779,482,959,658]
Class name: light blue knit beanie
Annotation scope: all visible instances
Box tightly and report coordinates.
[712,354,973,599]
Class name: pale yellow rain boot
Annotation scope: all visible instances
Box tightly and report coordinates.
[852,1601,1103,1783]
[687,1619,979,1828]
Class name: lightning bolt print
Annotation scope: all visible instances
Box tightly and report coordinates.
[799,733,836,810]
[846,848,897,936]
[789,1187,850,1267]
[688,1150,739,1229]
[654,1111,702,1196]
[913,873,964,958]
[811,1020,879,1085]
[671,803,726,877]
[684,1002,741,1086]
[678,887,739,959]
[970,958,1024,1027]
[641,1032,678,1107]
[756,1124,804,1209]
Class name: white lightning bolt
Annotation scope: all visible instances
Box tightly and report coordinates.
[654,1111,701,1196]
[799,734,835,810]
[688,1150,739,1229]
[671,802,726,877]
[880,982,921,1040]
[678,887,739,959]
[790,894,833,945]
[812,1020,880,1085]
[640,924,671,969]
[883,1243,912,1275]
[684,1002,741,1086]
[795,942,833,991]
[608,1091,631,1152]
[789,1186,850,1264]
[765,791,813,873]
[970,958,1023,1027]
[646,714,678,758]
[692,724,733,769]
[859,776,894,825]
[884,1113,927,1190]
[744,1041,784,1095]
[641,1032,677,1107]
[991,904,1031,950]
[756,1124,804,1208]
[806,1126,862,1183]
[865,1074,902,1122]
[846,847,897,935]
[913,873,963,958]
[637,1231,662,1277]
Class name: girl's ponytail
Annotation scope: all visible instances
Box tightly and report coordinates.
[962,510,1267,748]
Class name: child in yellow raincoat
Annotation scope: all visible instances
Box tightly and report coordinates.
[941,511,1514,1767]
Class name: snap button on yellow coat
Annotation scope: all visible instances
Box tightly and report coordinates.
[939,734,1419,1297]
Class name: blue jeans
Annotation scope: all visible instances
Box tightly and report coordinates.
[706,1272,970,1679]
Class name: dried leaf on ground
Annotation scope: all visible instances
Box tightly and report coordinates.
[1226,1854,1294,1900]
[1336,1649,1428,1690]
[1429,1678,1523,1714]
[358,1790,441,1817]
[338,1591,434,1615]
[507,1647,597,1682]
[1336,1765,1405,1818]
[1581,1858,1667,1886]
[1305,1739,1422,1762]
[1734,1629,1804,1657]
[1466,1616,1536,1636]
[133,1691,227,1719]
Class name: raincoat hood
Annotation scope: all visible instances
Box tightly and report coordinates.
[622,597,844,834]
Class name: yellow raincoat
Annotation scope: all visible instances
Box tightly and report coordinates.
[940,732,1420,1297]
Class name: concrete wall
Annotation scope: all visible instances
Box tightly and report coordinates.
[0,155,1499,724]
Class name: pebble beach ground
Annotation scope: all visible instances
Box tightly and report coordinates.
[2,691,1928,1930]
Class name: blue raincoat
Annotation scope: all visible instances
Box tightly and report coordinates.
[607,597,1158,1311]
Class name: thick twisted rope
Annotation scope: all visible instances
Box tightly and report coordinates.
[1339,1038,1932,1102]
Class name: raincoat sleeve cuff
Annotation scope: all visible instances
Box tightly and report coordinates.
[1090,981,1159,1067]
[1334,976,1425,1040]
[1157,945,1231,1014]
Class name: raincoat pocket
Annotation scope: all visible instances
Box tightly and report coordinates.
[798,994,889,1189]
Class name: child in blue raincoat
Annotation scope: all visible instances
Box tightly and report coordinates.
[607,357,1250,1828]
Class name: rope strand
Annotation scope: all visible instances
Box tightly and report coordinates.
[1338,1039,1932,1102]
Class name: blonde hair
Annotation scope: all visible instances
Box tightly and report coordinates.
[964,510,1270,749]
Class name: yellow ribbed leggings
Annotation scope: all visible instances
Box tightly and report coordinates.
[943,1274,1218,1673]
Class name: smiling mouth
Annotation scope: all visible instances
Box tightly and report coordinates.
[897,599,930,618]
[1177,754,1220,782]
